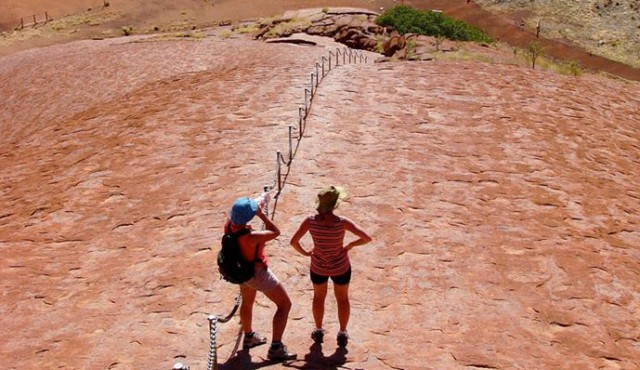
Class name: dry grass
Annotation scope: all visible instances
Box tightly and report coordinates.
[474,0,640,68]
[264,18,312,38]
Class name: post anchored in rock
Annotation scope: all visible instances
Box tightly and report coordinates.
[321,57,327,78]
[304,88,311,117]
[288,126,294,163]
[298,107,304,138]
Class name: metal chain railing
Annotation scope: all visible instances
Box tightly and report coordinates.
[269,47,368,218]
[174,45,368,370]
[205,294,243,370]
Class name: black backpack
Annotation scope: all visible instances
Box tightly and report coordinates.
[217,226,256,284]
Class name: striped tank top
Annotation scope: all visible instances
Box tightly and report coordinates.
[308,215,350,276]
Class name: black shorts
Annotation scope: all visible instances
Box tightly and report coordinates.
[310,267,352,286]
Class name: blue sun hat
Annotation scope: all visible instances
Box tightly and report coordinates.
[230,197,258,225]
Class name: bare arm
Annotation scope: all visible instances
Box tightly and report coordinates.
[290,218,312,257]
[248,207,280,244]
[238,208,280,261]
[343,217,372,252]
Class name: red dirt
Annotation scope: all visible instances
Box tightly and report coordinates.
[406,0,640,81]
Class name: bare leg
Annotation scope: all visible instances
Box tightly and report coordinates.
[262,283,292,342]
[334,283,350,331]
[240,284,257,334]
[312,282,328,329]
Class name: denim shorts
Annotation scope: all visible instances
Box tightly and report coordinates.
[243,265,280,292]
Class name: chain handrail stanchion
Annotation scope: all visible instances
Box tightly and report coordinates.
[288,126,293,163]
[310,73,315,96]
[298,107,304,138]
[207,315,218,370]
[304,88,310,117]
[276,151,283,192]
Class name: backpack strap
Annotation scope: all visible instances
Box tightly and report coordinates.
[226,225,260,263]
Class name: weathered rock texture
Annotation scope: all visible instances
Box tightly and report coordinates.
[255,8,466,63]
[255,8,384,51]
[1,23,639,370]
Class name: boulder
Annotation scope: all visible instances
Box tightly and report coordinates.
[382,34,406,57]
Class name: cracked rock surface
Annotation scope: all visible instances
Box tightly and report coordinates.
[1,21,639,370]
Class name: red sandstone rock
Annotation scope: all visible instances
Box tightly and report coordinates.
[1,20,639,370]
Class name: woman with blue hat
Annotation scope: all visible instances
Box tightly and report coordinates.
[226,196,297,361]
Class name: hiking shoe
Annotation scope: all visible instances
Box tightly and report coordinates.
[267,343,297,361]
[243,332,267,349]
[337,331,349,347]
[311,329,325,344]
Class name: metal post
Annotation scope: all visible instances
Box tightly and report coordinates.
[207,315,218,370]
[310,74,314,96]
[33,15,36,26]
[288,126,293,163]
[298,107,304,138]
[328,52,333,70]
[304,88,310,116]
[276,151,282,191]
[315,64,320,87]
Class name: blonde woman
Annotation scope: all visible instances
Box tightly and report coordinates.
[290,186,372,347]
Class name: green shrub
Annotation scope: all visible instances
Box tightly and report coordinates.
[527,41,543,69]
[375,5,493,43]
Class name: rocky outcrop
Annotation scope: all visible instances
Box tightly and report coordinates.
[253,7,465,62]
[382,33,405,56]
[255,8,385,55]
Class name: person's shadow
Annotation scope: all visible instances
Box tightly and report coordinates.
[217,344,348,369]
[218,347,302,370]
[217,348,272,370]
[283,343,348,369]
